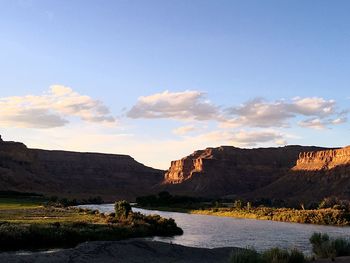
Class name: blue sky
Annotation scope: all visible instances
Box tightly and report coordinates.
[0,0,349,168]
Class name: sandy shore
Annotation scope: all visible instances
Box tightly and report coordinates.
[0,240,235,263]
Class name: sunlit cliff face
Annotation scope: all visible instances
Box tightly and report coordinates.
[293,146,350,171]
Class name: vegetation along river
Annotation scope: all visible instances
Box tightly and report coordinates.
[81,204,350,254]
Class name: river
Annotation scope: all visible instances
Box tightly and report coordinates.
[80,204,350,254]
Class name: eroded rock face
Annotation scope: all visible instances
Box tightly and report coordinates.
[0,136,163,200]
[161,145,325,197]
[164,148,214,184]
[249,146,350,203]
[293,146,350,171]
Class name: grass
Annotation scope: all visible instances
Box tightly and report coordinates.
[136,204,350,225]
[310,233,350,259]
[230,247,306,263]
[0,197,44,210]
[190,207,350,225]
[230,233,350,263]
[0,197,183,251]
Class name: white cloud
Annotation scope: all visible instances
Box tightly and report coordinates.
[289,97,336,116]
[224,97,345,129]
[223,98,293,128]
[0,85,115,128]
[299,117,347,130]
[127,90,220,121]
[127,91,347,130]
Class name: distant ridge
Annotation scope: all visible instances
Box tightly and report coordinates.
[0,136,163,201]
[1,134,349,203]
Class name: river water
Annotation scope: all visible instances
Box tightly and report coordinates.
[80,204,350,254]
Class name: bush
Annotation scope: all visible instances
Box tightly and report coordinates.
[230,248,261,263]
[333,237,350,256]
[309,232,350,259]
[230,247,305,263]
[309,233,335,259]
[262,248,290,263]
[114,200,131,220]
[318,197,350,211]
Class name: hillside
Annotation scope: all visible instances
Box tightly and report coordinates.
[0,136,163,201]
[250,146,350,203]
[160,145,327,198]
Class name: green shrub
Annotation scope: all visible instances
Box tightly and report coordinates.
[333,237,350,256]
[261,247,305,263]
[309,232,350,259]
[230,248,261,263]
[262,248,290,263]
[309,233,334,258]
[229,247,305,263]
[114,200,131,220]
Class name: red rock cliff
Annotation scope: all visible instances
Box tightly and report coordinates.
[293,146,350,171]
[164,148,214,184]
[161,145,325,197]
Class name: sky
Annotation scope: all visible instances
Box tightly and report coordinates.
[0,0,349,169]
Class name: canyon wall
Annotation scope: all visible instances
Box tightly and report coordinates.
[0,136,163,201]
[250,146,350,203]
[293,146,350,171]
[161,145,325,197]
[2,133,350,203]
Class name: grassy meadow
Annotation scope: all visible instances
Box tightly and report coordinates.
[0,197,45,210]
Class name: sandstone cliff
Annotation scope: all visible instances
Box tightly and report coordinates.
[293,146,350,171]
[0,136,163,200]
[3,133,350,203]
[249,146,350,203]
[161,145,325,197]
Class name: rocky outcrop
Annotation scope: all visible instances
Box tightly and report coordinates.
[164,148,215,184]
[294,146,350,171]
[0,136,163,200]
[161,145,326,197]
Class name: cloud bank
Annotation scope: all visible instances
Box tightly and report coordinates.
[223,97,344,129]
[0,85,115,128]
[127,91,347,130]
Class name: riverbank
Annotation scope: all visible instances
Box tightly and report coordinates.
[0,239,349,263]
[0,239,236,263]
[0,198,182,251]
[137,205,350,226]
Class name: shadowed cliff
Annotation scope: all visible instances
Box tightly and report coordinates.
[250,146,350,203]
[0,136,163,201]
[160,145,327,198]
